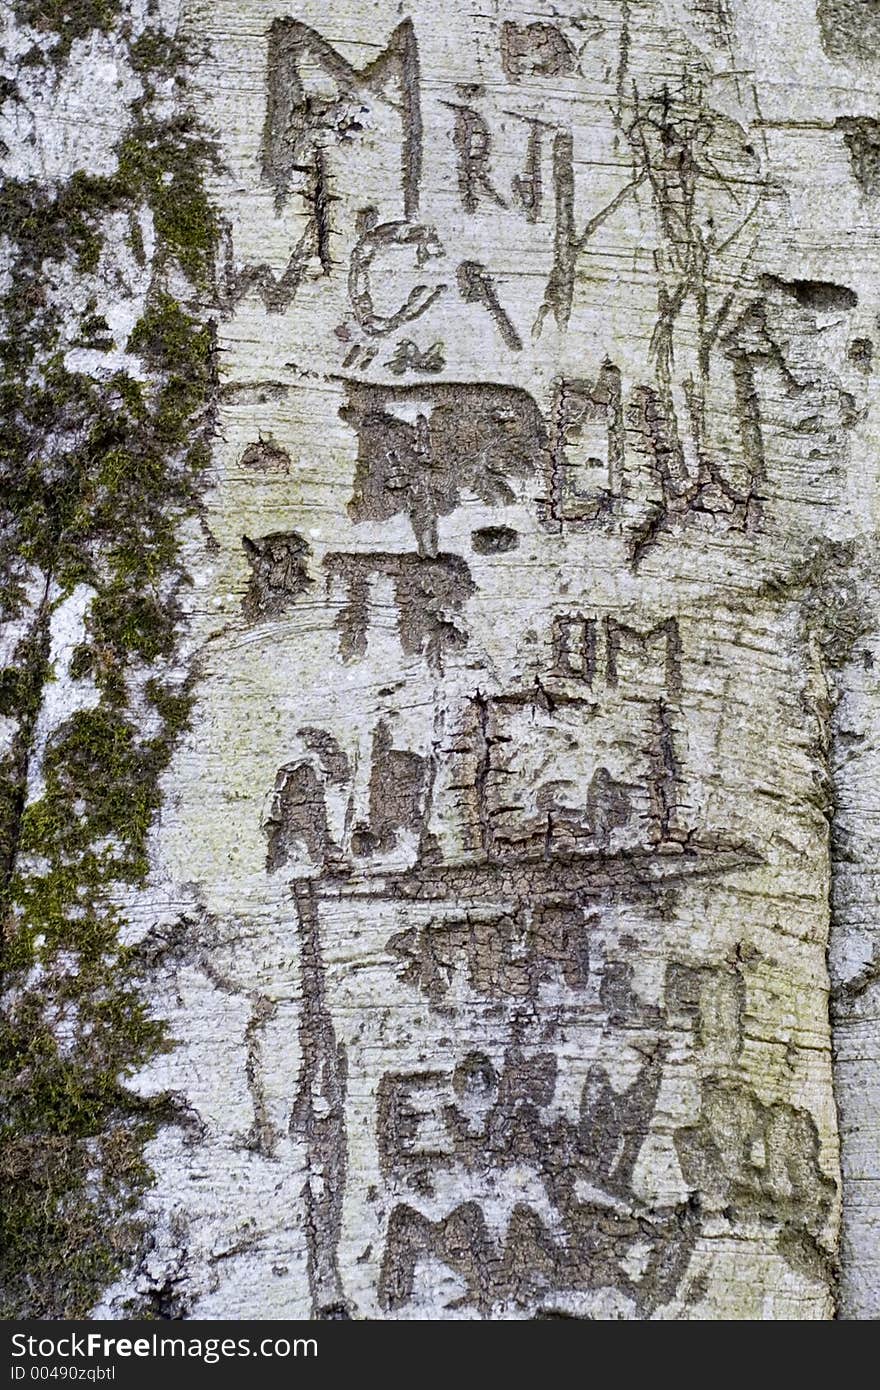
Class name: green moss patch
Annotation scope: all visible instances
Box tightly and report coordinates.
[0,12,217,1318]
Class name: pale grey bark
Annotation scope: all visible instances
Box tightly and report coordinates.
[3,0,880,1321]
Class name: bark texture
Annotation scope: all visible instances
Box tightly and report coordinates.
[2,0,879,1321]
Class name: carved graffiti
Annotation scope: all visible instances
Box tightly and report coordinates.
[323,551,475,668]
[348,210,446,339]
[203,1,851,1321]
[262,18,422,217]
[340,380,546,555]
[500,22,577,81]
[241,531,313,620]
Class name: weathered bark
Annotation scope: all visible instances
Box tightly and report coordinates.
[2,0,879,1320]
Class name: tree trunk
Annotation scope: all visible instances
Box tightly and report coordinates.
[2,0,879,1321]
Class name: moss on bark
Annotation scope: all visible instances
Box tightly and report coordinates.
[0,9,217,1317]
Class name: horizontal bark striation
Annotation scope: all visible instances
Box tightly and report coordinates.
[3,0,880,1322]
[90,0,874,1321]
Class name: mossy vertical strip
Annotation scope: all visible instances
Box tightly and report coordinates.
[0,13,218,1318]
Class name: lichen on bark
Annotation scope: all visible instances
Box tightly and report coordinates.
[0,1,217,1317]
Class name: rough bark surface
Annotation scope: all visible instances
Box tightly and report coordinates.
[2,0,879,1321]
